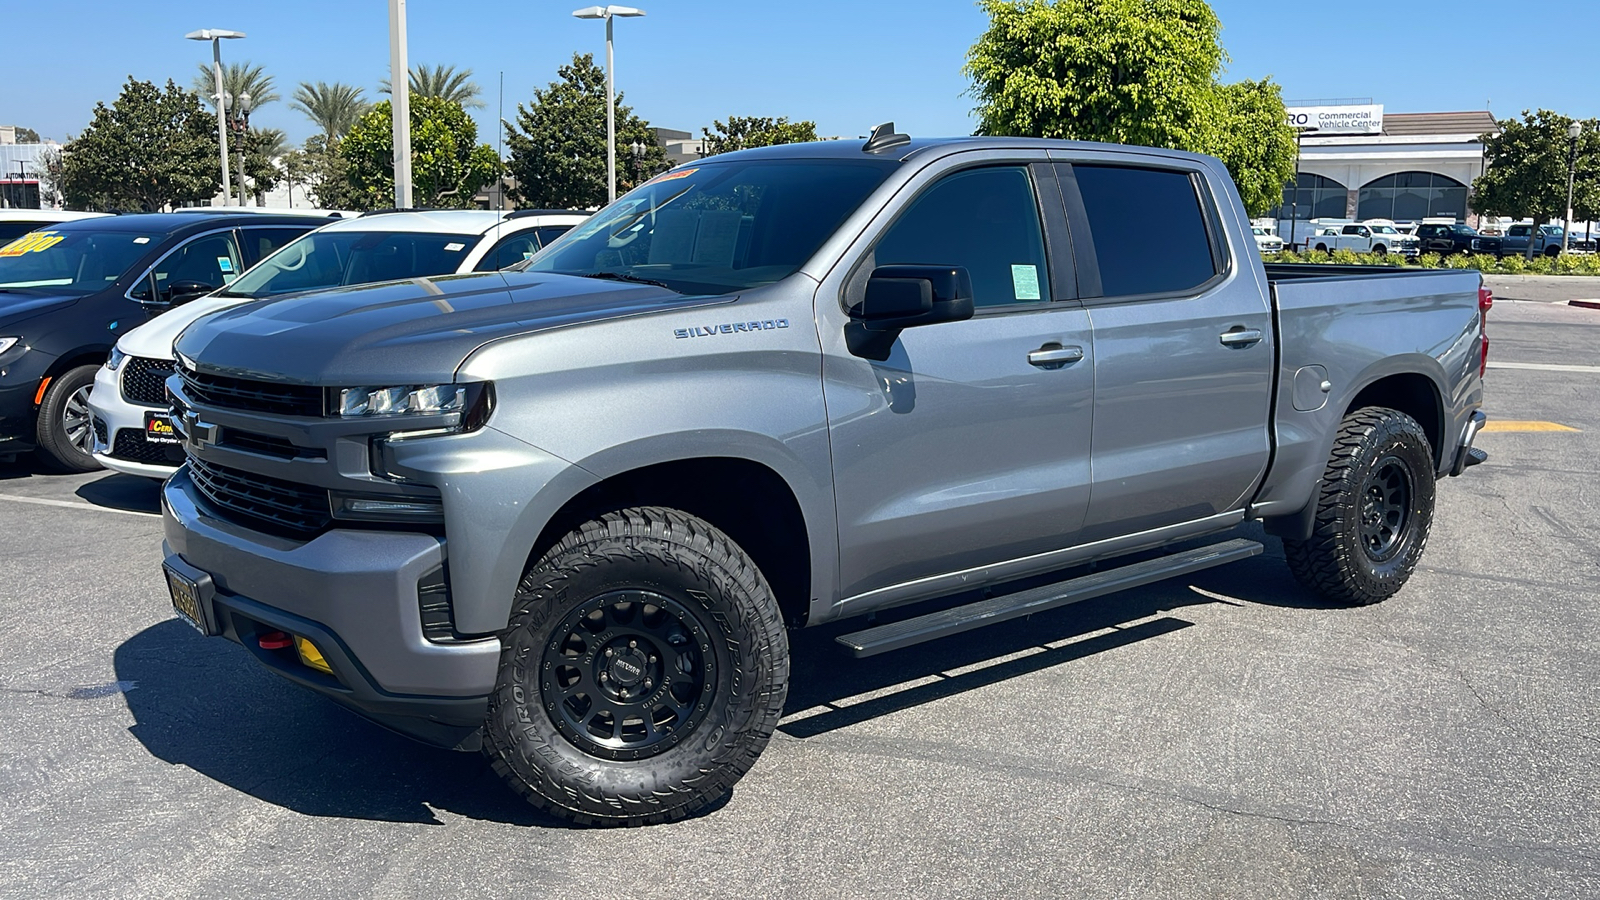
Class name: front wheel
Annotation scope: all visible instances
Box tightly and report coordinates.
[1545,245,1562,258]
[1372,244,1387,256]
[35,364,101,473]
[1283,407,1436,605]
[485,506,789,826]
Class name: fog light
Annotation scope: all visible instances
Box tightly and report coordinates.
[331,493,445,522]
[295,636,333,675]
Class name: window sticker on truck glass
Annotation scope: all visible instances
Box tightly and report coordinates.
[649,167,698,185]
[1011,264,1041,301]
[0,231,66,257]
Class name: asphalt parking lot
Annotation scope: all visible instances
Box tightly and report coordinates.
[1,296,1597,899]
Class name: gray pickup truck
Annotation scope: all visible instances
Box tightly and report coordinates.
[160,128,1490,826]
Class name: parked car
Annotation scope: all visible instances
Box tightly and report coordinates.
[0,209,109,244]
[1305,222,1418,256]
[1301,225,1343,252]
[0,211,331,470]
[1415,223,1502,256]
[89,208,590,479]
[161,133,1487,826]
[1251,225,1283,254]
[1498,224,1569,258]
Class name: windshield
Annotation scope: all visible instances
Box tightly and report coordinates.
[221,230,476,298]
[1451,225,1477,235]
[1371,225,1398,234]
[1542,225,1564,235]
[0,228,153,294]
[1251,227,1265,235]
[525,158,898,294]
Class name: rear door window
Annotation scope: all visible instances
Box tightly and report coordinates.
[150,231,244,299]
[240,227,316,267]
[1070,164,1218,298]
[873,165,1051,308]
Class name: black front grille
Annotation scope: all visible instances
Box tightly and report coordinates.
[92,417,109,448]
[121,357,175,405]
[179,367,324,418]
[188,457,331,538]
[111,429,186,465]
[221,429,326,461]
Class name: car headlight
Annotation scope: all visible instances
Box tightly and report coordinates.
[336,382,494,430]
[104,346,127,371]
[0,336,19,356]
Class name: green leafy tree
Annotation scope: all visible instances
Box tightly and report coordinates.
[700,116,819,156]
[13,126,41,142]
[296,134,364,210]
[341,96,499,208]
[191,61,280,112]
[381,64,484,109]
[291,81,370,141]
[1473,110,1600,226]
[239,127,287,203]
[965,0,1298,215]
[504,53,667,209]
[61,78,220,211]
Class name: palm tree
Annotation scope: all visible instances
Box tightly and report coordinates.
[191,61,281,113]
[290,81,370,141]
[380,64,484,109]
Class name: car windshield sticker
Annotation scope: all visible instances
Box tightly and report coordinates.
[133,236,151,244]
[217,257,234,273]
[649,167,697,185]
[0,231,65,257]
[1011,264,1041,301]
[444,242,465,252]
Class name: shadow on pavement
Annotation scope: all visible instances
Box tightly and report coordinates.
[114,619,559,827]
[76,472,163,514]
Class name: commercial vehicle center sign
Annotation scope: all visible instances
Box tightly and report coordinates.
[1286,105,1384,135]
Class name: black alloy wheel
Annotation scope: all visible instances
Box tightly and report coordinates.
[540,589,719,761]
[1358,455,1412,563]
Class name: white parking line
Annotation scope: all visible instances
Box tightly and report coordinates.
[0,493,157,517]
[1486,361,1600,374]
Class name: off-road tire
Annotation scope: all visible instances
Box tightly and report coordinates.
[1283,407,1436,606]
[35,364,101,473]
[484,506,789,826]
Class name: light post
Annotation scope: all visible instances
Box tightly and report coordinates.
[184,28,246,206]
[1565,121,1582,254]
[630,140,646,186]
[224,92,252,205]
[572,5,646,204]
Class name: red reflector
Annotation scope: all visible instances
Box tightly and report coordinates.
[258,630,293,650]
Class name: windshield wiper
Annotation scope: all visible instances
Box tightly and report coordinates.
[581,272,673,289]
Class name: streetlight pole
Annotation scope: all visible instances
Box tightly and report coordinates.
[573,6,646,204]
[227,92,252,205]
[389,0,413,209]
[185,28,246,206]
[1565,121,1582,255]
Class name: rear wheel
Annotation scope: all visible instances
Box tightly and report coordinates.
[34,365,101,473]
[485,506,789,826]
[1283,407,1436,605]
[1314,243,1329,253]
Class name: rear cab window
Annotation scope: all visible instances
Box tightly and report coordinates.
[1065,163,1221,299]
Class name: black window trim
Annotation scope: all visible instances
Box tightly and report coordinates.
[1056,159,1234,306]
[839,159,1077,318]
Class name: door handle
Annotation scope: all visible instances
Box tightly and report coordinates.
[1027,344,1084,368]
[1219,328,1263,347]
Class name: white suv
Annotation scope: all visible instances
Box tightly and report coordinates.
[88,208,588,478]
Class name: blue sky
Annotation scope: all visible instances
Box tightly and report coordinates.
[6,1,1597,146]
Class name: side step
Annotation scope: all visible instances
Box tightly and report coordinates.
[835,538,1263,658]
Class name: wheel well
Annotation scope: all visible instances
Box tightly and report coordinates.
[529,457,813,627]
[1345,373,1444,466]
[37,350,110,406]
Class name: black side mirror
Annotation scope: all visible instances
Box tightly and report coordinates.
[165,280,216,307]
[846,265,975,360]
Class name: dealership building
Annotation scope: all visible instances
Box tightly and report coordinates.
[1269,105,1498,231]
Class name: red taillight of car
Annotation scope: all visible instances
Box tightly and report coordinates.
[1478,284,1493,377]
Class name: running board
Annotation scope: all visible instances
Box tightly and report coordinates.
[835,539,1263,658]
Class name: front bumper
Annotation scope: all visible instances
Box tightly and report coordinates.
[89,363,183,479]
[161,468,500,748]
[0,344,54,457]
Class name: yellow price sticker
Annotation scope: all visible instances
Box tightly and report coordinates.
[0,231,65,257]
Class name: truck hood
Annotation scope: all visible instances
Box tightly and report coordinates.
[173,270,725,385]
[0,290,78,330]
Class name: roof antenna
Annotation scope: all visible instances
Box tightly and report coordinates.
[862,122,910,154]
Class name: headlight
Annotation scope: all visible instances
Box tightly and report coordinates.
[339,384,466,417]
[337,382,494,432]
[0,336,19,356]
[104,346,127,371]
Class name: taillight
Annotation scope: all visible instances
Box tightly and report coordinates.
[1477,284,1493,377]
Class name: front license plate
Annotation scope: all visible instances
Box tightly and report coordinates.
[145,410,180,445]
[164,564,214,635]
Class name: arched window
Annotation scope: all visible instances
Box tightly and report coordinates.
[1357,172,1468,222]
[1269,173,1347,220]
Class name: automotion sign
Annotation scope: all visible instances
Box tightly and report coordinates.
[1285,105,1384,135]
